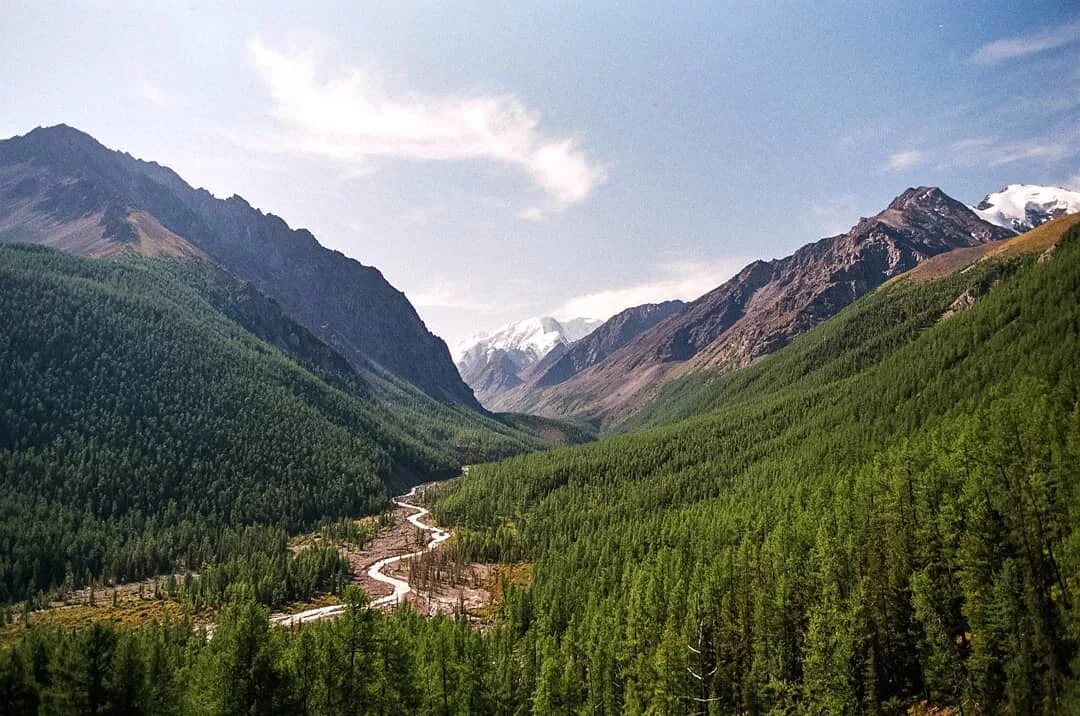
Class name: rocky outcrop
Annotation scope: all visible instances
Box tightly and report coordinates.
[941,290,977,320]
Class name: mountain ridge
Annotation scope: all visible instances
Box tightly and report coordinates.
[489,186,1014,423]
[455,314,602,406]
[0,124,478,408]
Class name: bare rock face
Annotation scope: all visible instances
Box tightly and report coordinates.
[531,301,686,387]
[466,350,526,401]
[688,187,1012,370]
[0,124,478,407]
[942,290,977,320]
[493,187,1013,423]
[485,300,686,412]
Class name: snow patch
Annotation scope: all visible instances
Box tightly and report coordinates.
[972,184,1080,233]
[454,315,602,373]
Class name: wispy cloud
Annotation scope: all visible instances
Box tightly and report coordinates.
[949,137,994,151]
[983,139,1075,166]
[517,207,545,222]
[941,130,1079,169]
[884,126,1080,173]
[551,257,751,321]
[807,194,861,236]
[408,282,494,312]
[884,150,926,171]
[971,21,1080,65]
[246,38,606,213]
[139,81,179,109]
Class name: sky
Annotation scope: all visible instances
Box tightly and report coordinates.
[2,1,1079,345]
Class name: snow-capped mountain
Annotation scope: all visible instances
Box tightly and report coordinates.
[455,316,602,406]
[973,184,1080,233]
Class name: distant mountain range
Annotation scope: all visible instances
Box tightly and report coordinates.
[486,184,1079,425]
[486,300,686,409]
[4,124,1078,433]
[454,316,601,406]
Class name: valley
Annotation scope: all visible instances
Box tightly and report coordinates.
[0,115,1075,712]
[4,478,491,642]
[270,482,481,628]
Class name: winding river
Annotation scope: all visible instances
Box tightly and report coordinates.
[269,485,450,628]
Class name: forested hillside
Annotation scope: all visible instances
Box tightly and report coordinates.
[0,245,540,604]
[2,226,1078,714]
[430,220,1080,712]
[0,589,524,715]
[3,215,1075,716]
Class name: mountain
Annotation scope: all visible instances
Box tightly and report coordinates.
[464,350,528,401]
[973,183,1080,233]
[492,187,1014,424]
[454,315,602,405]
[434,216,1080,713]
[0,245,456,601]
[0,239,584,603]
[487,300,685,410]
[0,124,477,407]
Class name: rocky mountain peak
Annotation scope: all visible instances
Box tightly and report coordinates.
[488,186,1014,423]
[887,186,950,211]
[22,123,101,149]
[455,315,602,406]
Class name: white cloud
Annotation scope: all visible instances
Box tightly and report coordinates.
[139,81,178,109]
[884,150,925,171]
[885,128,1080,173]
[247,38,606,211]
[517,207,545,221]
[408,282,493,312]
[938,130,1079,169]
[551,257,750,321]
[971,21,1080,65]
[985,141,1073,166]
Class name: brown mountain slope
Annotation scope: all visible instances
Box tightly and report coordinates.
[0,124,478,408]
[488,300,685,411]
[495,187,1014,424]
[893,211,1080,284]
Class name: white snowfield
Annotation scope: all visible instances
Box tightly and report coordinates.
[268,486,450,629]
[973,184,1080,233]
[453,315,601,370]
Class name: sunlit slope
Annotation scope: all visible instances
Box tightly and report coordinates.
[624,213,1080,430]
[432,223,1080,712]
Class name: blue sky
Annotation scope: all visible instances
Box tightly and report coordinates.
[2,1,1078,344]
